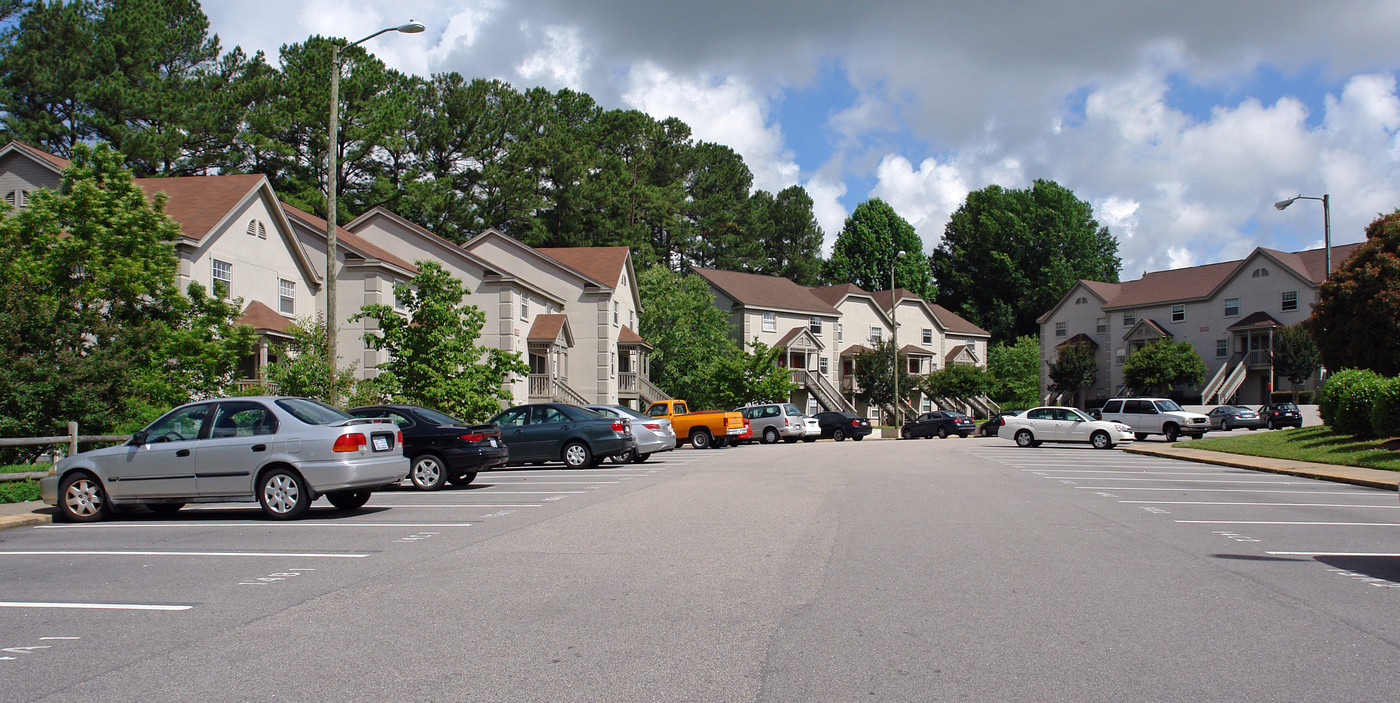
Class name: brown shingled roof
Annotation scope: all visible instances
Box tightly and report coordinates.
[693,268,840,315]
[535,246,630,288]
[900,345,935,356]
[867,288,989,336]
[944,345,969,364]
[1,141,71,171]
[235,300,292,335]
[808,283,872,306]
[1056,333,1099,349]
[282,203,417,274]
[526,314,570,342]
[1227,311,1283,330]
[618,325,652,348]
[134,174,267,241]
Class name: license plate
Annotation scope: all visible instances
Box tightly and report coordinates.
[489,438,498,447]
[372,436,389,451]
[728,428,743,435]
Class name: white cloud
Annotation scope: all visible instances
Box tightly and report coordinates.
[517,24,591,87]
[869,155,971,253]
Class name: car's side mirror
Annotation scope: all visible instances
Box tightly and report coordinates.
[129,430,147,446]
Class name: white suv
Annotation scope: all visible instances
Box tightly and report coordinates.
[1097,397,1210,442]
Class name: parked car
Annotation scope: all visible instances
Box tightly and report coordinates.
[1257,402,1303,430]
[740,402,812,444]
[979,411,1023,437]
[584,404,677,463]
[813,411,872,441]
[801,415,822,442]
[901,411,976,439]
[1097,397,1210,441]
[1206,405,1262,431]
[489,403,636,469]
[349,404,507,490]
[645,400,745,449]
[40,397,408,523]
[998,406,1135,449]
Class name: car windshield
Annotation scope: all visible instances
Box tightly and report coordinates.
[276,397,353,425]
[413,406,466,426]
[1154,400,1184,412]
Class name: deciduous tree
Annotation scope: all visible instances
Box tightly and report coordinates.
[1047,342,1099,408]
[635,265,738,409]
[711,340,798,410]
[824,199,934,300]
[1306,211,1400,376]
[986,335,1041,407]
[1270,322,1320,401]
[851,340,915,424]
[1121,340,1205,397]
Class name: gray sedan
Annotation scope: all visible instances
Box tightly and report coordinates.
[585,404,677,463]
[41,397,409,522]
[1206,405,1263,431]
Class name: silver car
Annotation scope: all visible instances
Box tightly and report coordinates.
[40,397,409,522]
[585,404,677,463]
[740,402,811,444]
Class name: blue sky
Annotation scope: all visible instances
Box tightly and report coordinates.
[202,0,1400,279]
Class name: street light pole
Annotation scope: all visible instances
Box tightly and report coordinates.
[891,250,906,429]
[325,20,425,405]
[1274,193,1332,278]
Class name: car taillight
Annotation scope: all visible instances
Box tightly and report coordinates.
[611,421,630,434]
[333,433,367,452]
[460,432,485,442]
[998,418,1006,426]
[397,431,403,446]
[850,419,860,426]
[643,423,661,430]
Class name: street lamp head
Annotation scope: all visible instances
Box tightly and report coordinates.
[397,20,427,33]
[1274,196,1298,211]
[896,250,906,259]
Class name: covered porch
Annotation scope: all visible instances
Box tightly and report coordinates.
[231,301,293,393]
[526,314,580,403]
[617,325,661,409]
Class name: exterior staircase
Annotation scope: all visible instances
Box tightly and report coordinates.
[637,375,669,406]
[1202,353,1246,404]
[797,370,857,413]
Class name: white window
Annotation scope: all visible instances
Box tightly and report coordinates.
[1171,304,1185,323]
[1282,291,1297,312]
[807,398,819,415]
[1116,347,1126,365]
[520,291,529,320]
[837,323,843,342]
[1216,339,1228,358]
[279,279,295,315]
[922,328,933,344]
[1122,310,1136,327]
[762,312,776,332]
[613,301,619,325]
[870,327,882,343]
[246,219,266,239]
[392,280,407,312]
[1055,321,1067,338]
[1224,298,1239,317]
[611,352,616,377]
[809,316,822,335]
[212,259,232,298]
[922,398,931,412]
[630,310,635,329]
[819,357,828,375]
[1096,317,1108,334]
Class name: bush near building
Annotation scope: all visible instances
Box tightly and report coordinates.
[1317,368,1390,437]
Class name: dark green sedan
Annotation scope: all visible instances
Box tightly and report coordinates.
[489,403,637,469]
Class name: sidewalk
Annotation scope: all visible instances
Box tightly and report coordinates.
[0,499,53,531]
[1125,444,1400,491]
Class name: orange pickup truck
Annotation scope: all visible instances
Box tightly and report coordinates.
[645,400,745,449]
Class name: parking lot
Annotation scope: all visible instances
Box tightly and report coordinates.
[4,437,1398,702]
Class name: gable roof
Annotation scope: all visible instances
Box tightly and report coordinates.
[526,313,574,346]
[618,325,652,349]
[774,325,825,350]
[1227,311,1283,330]
[693,268,839,315]
[1123,318,1172,341]
[868,288,990,337]
[1056,332,1100,349]
[1037,279,1121,324]
[536,246,630,289]
[0,140,70,173]
[235,300,293,336]
[281,203,416,276]
[945,344,978,365]
[808,283,872,307]
[134,174,270,242]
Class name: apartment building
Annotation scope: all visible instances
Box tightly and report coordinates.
[1037,243,1359,406]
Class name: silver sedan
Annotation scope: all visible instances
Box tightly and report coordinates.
[41,397,409,522]
[585,404,677,463]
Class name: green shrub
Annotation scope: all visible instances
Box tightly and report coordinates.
[1370,377,1400,438]
[1318,369,1375,426]
[0,479,41,504]
[1331,369,1387,436]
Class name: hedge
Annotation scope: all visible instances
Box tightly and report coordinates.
[1370,377,1400,439]
[1319,369,1387,436]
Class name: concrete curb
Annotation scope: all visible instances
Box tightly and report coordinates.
[0,510,53,531]
[1124,445,1400,491]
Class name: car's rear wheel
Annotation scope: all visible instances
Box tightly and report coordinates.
[1221,418,1231,431]
[691,429,713,449]
[1015,429,1037,448]
[257,468,311,520]
[900,427,911,440]
[937,426,949,439]
[562,441,593,469]
[326,490,371,510]
[448,472,477,486]
[1090,431,1112,450]
[832,428,846,442]
[611,448,637,463]
[59,472,111,523]
[958,432,968,438]
[761,427,779,445]
[631,452,650,464]
[409,454,448,491]
[1134,432,1148,441]
[852,435,864,441]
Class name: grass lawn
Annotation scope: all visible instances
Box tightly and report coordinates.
[1,463,44,474]
[1184,426,1400,472]
[0,465,45,504]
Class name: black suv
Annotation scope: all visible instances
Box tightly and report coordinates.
[1257,402,1302,430]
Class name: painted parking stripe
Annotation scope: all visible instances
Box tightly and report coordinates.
[1119,501,1398,508]
[482,481,619,485]
[0,601,192,611]
[1077,487,1371,494]
[1176,520,1400,526]
[0,550,370,558]
[35,522,476,529]
[362,504,543,508]
[1045,477,1310,484]
[1266,551,1400,557]
[1022,469,1239,475]
[465,491,586,495]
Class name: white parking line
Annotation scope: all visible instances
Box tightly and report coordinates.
[1047,478,1308,484]
[483,481,619,485]
[0,602,192,611]
[0,550,369,558]
[1023,469,1239,475]
[1266,551,1400,557]
[366,504,543,508]
[467,491,586,495]
[1176,520,1400,526]
[1077,487,1370,494]
[35,522,476,529]
[1119,501,1399,508]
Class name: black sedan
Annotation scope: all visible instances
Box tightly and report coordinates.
[813,411,872,441]
[979,410,1023,437]
[1258,402,1303,430]
[489,403,636,469]
[901,411,976,439]
[350,404,508,490]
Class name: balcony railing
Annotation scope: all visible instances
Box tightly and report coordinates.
[618,371,638,394]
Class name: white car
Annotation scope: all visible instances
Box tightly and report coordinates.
[801,416,821,442]
[998,406,1135,449]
